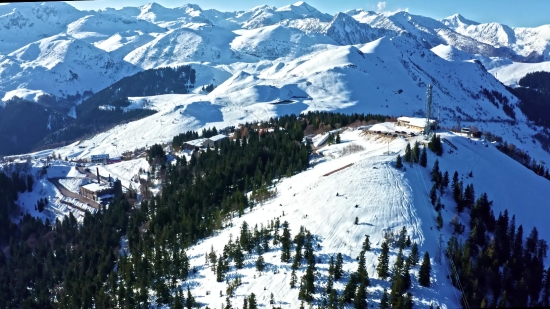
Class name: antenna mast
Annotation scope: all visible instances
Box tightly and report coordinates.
[424,84,433,140]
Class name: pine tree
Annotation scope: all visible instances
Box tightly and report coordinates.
[442,171,450,188]
[185,286,195,309]
[418,252,431,287]
[420,146,427,167]
[404,292,414,309]
[255,254,265,273]
[328,289,338,309]
[242,297,248,309]
[26,174,33,192]
[395,154,403,168]
[281,224,292,262]
[290,269,297,288]
[216,255,225,282]
[379,288,390,309]
[326,273,334,293]
[498,291,507,308]
[410,242,420,266]
[404,143,412,163]
[398,226,407,249]
[225,296,233,309]
[413,141,420,163]
[234,244,244,269]
[173,289,184,309]
[335,253,344,280]
[377,241,390,279]
[402,258,412,290]
[430,184,438,206]
[248,293,258,309]
[270,292,275,304]
[355,216,359,225]
[354,282,368,309]
[362,235,371,251]
[405,235,411,247]
[431,159,440,183]
[343,273,359,303]
[336,133,341,144]
[436,211,443,230]
[357,250,369,286]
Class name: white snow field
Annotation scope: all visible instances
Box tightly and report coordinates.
[58,177,87,194]
[174,128,550,308]
[489,61,550,86]
[95,158,149,190]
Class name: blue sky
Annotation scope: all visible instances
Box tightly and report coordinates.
[66,0,550,27]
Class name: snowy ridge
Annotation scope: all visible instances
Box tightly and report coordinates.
[66,13,166,44]
[442,14,550,61]
[123,24,246,69]
[231,25,338,59]
[0,34,139,99]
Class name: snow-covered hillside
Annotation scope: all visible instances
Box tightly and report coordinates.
[489,61,550,86]
[430,44,513,70]
[171,128,550,308]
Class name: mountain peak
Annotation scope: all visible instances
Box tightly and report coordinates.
[178,3,202,12]
[276,1,321,15]
[140,2,166,12]
[441,13,479,28]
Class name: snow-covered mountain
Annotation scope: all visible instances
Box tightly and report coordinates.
[35,34,549,166]
[0,2,85,54]
[240,1,333,29]
[0,1,550,160]
[66,13,166,44]
[1,1,549,104]
[0,34,138,101]
[442,14,550,62]
[123,23,248,69]
[346,10,518,59]
[231,24,338,59]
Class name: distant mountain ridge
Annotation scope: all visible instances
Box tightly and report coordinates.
[0,1,550,162]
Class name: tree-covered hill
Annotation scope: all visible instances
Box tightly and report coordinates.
[508,71,550,128]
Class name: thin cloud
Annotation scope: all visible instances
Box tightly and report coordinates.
[376,1,386,12]
[374,2,409,15]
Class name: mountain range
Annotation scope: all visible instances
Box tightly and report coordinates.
[0,1,550,161]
